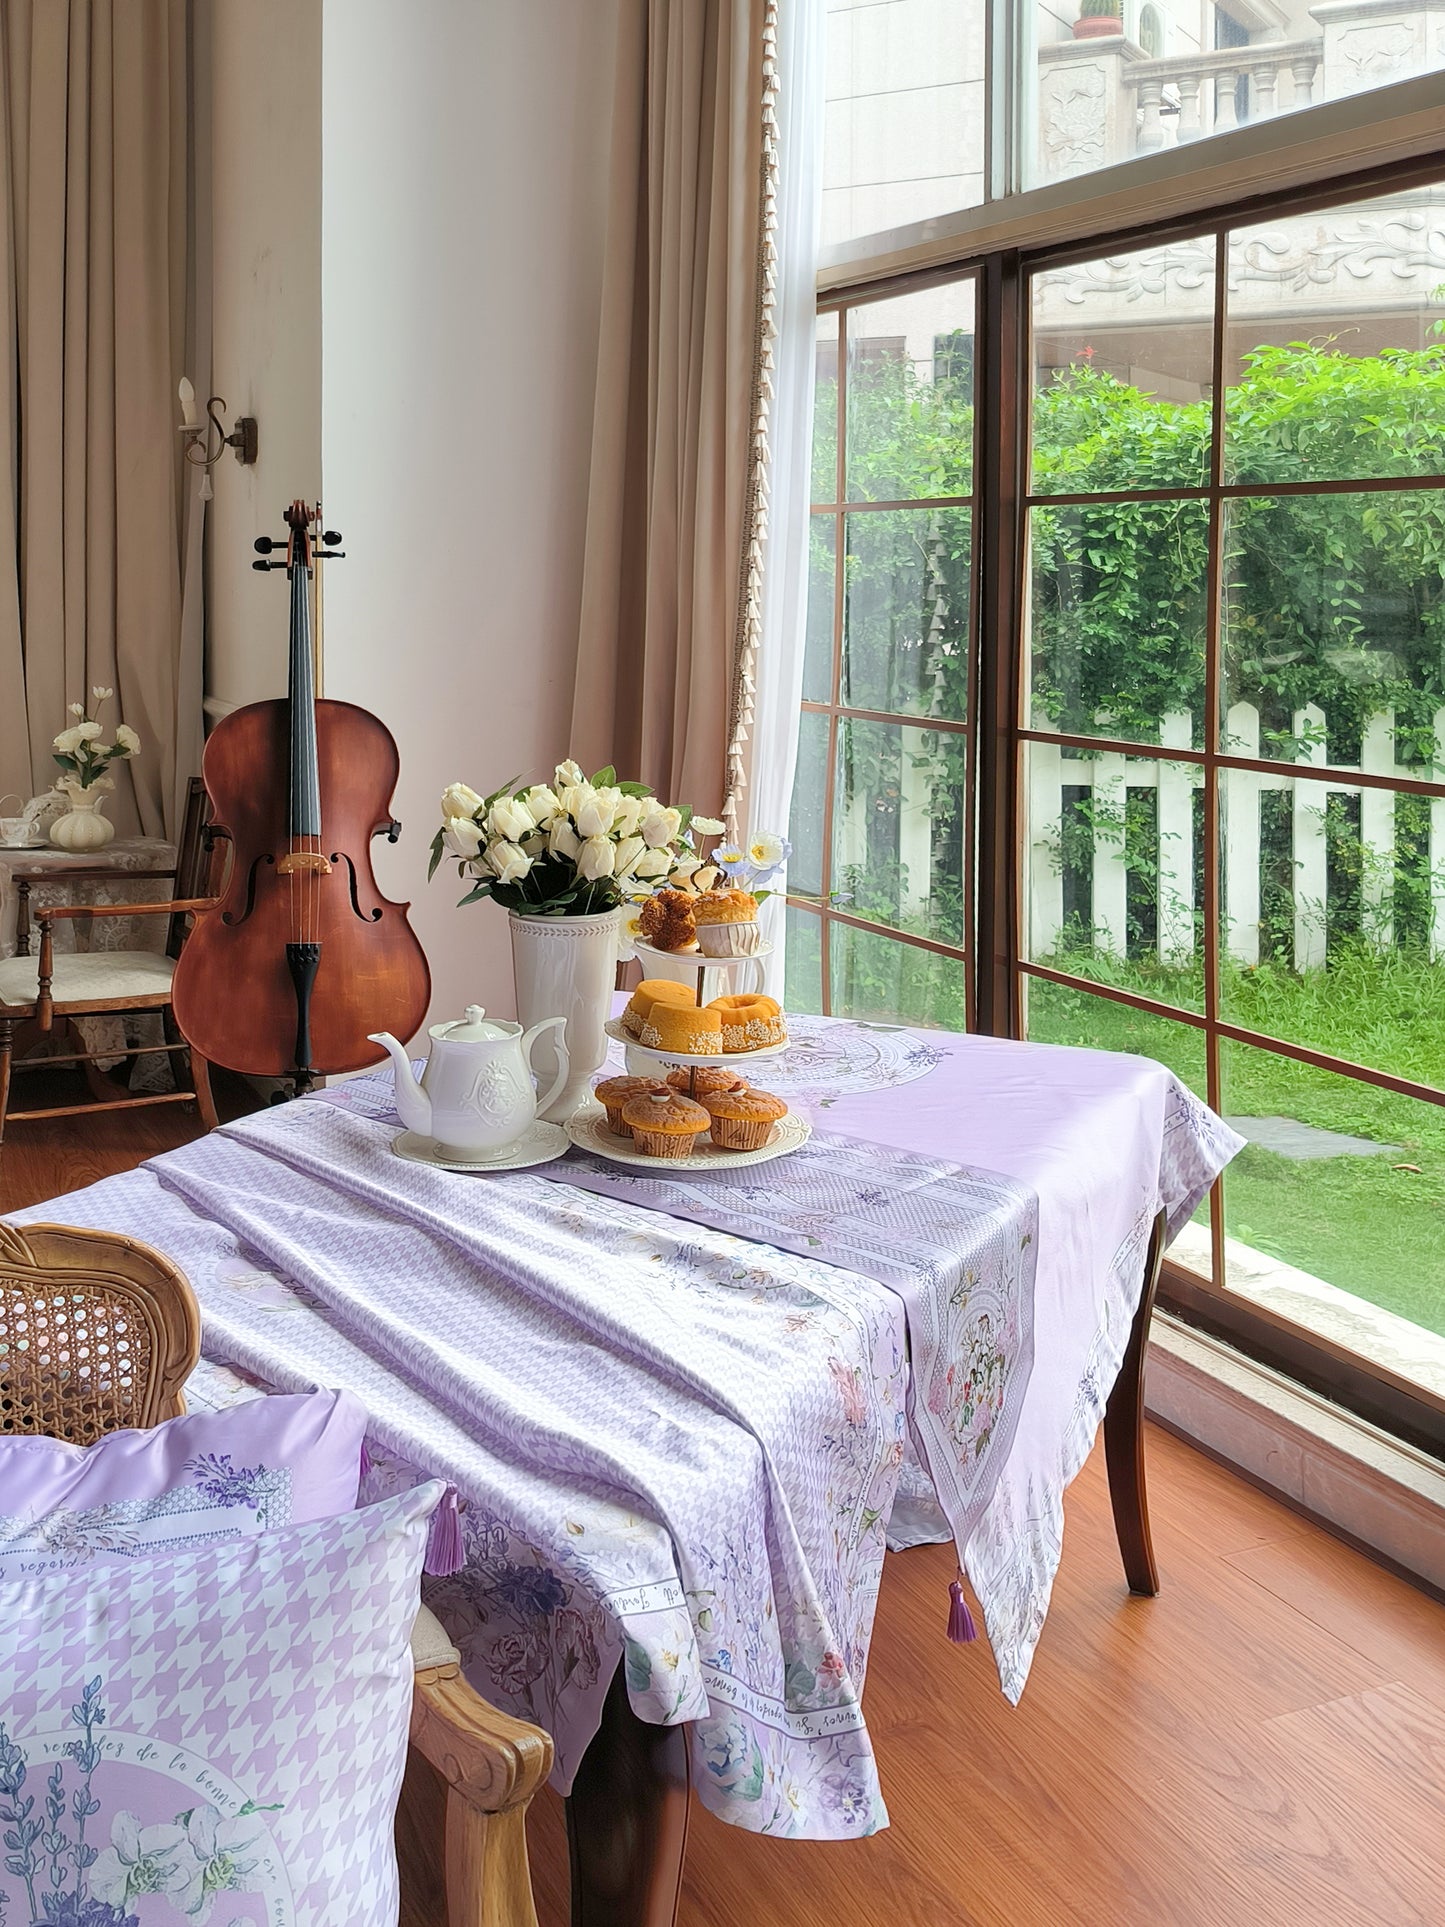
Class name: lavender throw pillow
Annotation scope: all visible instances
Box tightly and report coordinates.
[0,1390,367,1582]
[0,1479,445,1927]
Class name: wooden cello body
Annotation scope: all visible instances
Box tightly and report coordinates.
[171,503,430,1083]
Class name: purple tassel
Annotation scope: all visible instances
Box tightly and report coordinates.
[359,1439,373,1482]
[947,1576,978,1645]
[425,1485,465,1576]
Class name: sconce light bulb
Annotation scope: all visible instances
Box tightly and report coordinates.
[178,375,198,428]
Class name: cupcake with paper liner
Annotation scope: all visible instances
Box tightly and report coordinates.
[702,1085,788,1151]
[621,1089,710,1157]
[693,887,763,956]
[595,1074,667,1137]
[667,1066,748,1098]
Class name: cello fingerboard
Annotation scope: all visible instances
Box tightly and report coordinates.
[289,543,322,839]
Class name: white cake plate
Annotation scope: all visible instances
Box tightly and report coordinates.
[630,937,773,966]
[390,1120,571,1174]
[566,1107,811,1172]
[604,1016,792,1070]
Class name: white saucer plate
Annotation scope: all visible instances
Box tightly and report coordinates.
[390,1120,571,1173]
[603,1017,792,1069]
[565,1107,812,1172]
[630,936,773,966]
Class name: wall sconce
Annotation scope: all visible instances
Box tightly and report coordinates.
[178,377,258,470]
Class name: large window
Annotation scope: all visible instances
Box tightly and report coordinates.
[795,7,1445,1444]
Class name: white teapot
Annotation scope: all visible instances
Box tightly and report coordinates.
[369,1005,569,1161]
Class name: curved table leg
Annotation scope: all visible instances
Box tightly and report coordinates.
[564,1667,691,1927]
[1104,1207,1167,1596]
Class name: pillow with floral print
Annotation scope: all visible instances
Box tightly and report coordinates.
[0,1389,367,1582]
[0,1479,446,1927]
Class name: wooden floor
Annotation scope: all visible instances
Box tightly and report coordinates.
[7,1096,1445,1927]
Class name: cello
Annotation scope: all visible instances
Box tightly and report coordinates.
[171,501,430,1088]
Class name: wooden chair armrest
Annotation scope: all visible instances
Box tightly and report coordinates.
[410,1665,553,1815]
[34,897,216,923]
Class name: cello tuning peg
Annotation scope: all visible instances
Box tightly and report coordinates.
[252,558,285,572]
[318,548,346,560]
[321,530,342,546]
[253,536,286,554]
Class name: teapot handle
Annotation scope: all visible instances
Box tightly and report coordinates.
[521,1015,570,1117]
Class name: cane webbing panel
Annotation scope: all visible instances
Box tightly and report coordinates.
[0,1223,199,1444]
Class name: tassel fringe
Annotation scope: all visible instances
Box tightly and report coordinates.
[425,1484,466,1576]
[947,1575,978,1644]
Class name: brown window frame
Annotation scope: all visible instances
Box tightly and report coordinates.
[796,151,1445,1460]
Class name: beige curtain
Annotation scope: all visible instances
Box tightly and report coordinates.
[0,0,193,840]
[571,0,775,820]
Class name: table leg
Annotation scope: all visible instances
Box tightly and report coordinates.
[1103,1207,1167,1596]
[564,1668,691,1927]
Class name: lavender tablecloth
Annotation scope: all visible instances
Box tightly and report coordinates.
[9,1018,1240,1838]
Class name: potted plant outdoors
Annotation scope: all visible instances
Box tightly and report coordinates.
[431,761,720,1121]
[49,688,142,850]
[1074,0,1124,37]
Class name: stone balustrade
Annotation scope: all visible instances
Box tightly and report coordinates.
[1124,39,1323,150]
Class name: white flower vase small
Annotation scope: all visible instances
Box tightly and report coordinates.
[49,781,115,852]
[509,905,623,1123]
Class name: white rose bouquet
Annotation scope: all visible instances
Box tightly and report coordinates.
[430,758,706,916]
[51,688,142,792]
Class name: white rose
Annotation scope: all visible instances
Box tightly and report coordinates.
[691,815,726,837]
[612,834,646,879]
[484,839,532,885]
[558,783,592,822]
[114,724,141,755]
[442,818,484,860]
[611,794,644,838]
[554,759,586,790]
[574,787,620,839]
[53,726,84,754]
[487,795,536,843]
[548,816,582,861]
[76,721,103,742]
[670,855,701,882]
[692,864,720,892]
[641,803,682,848]
[521,830,547,858]
[441,782,484,822]
[632,847,672,879]
[577,834,616,880]
[522,784,559,823]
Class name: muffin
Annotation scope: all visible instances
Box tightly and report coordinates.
[622,977,697,1037]
[640,1001,724,1056]
[637,888,699,952]
[708,992,787,1052]
[595,1074,666,1137]
[666,1066,749,1099]
[621,1089,710,1158]
[693,888,762,957]
[702,1084,787,1151]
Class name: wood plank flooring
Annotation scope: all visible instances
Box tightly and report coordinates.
[7,1097,1444,1927]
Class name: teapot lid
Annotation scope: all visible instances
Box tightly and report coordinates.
[438,1003,511,1041]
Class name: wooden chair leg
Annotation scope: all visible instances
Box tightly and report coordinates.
[190,1048,219,1132]
[0,1018,12,1146]
[1103,1207,1167,1597]
[565,1667,691,1927]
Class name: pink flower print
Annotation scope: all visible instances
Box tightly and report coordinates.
[828,1357,867,1427]
[816,1650,848,1691]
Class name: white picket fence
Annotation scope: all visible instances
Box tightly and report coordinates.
[1027,703,1445,967]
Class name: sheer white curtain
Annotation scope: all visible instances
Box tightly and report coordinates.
[751,0,824,996]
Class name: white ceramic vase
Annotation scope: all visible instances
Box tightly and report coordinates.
[49,782,114,852]
[508,905,623,1123]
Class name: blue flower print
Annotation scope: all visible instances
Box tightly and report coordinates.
[488,1562,566,1619]
[33,1897,140,1927]
[183,1453,270,1508]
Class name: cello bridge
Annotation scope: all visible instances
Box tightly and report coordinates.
[276,851,334,876]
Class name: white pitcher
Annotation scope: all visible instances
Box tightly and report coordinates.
[369,1005,569,1161]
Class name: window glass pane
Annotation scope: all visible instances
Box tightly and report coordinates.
[1025,13,1445,196]
[1220,1039,1445,1342]
[831,923,966,1030]
[1031,242,1215,495]
[842,508,971,720]
[846,282,975,502]
[1027,500,1210,745]
[804,516,837,706]
[789,709,830,899]
[1022,979,1213,1275]
[1218,765,1445,1095]
[1220,492,1445,766]
[785,905,825,1014]
[814,312,840,501]
[1225,186,1445,484]
[834,717,966,945]
[823,0,985,250]
[1024,744,1205,1012]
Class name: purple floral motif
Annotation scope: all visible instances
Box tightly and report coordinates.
[487,1563,566,1620]
[32,1896,140,1927]
[182,1454,269,1509]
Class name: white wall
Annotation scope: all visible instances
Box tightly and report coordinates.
[320,0,620,1031]
[208,0,323,711]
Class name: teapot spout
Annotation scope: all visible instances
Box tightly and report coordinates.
[368,1032,430,1136]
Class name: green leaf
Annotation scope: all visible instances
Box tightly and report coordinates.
[456,880,492,907]
[624,1638,652,1694]
[590,765,617,788]
[427,828,446,881]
